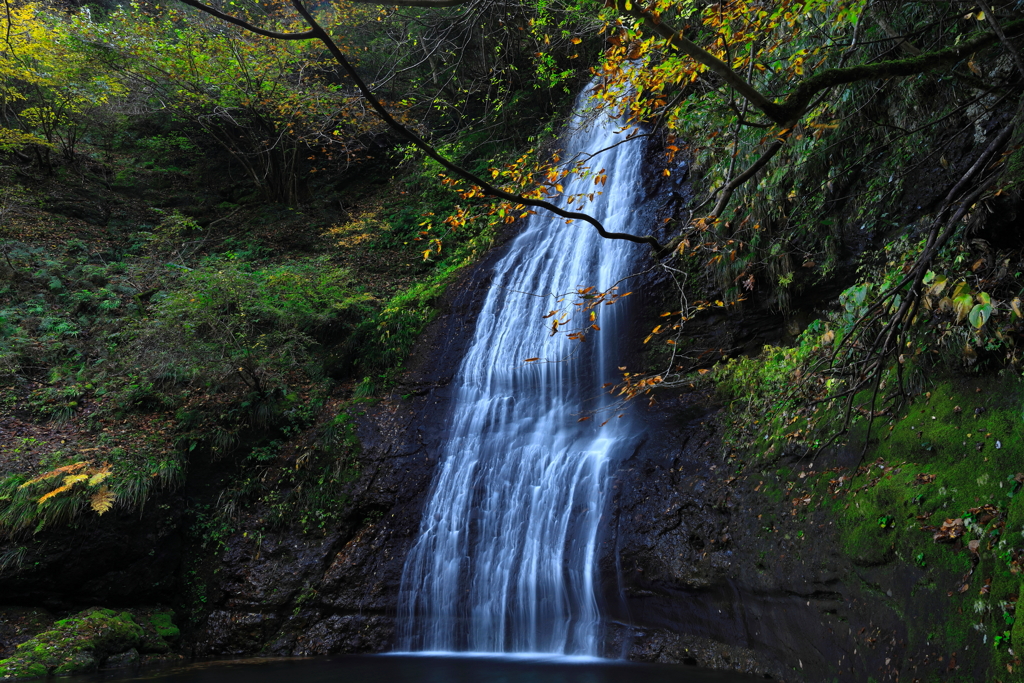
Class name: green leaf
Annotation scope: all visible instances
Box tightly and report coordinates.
[968,303,991,329]
[954,294,973,323]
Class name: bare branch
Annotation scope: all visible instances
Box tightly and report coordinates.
[777,18,1024,121]
[977,0,1024,81]
[175,0,315,40]
[177,0,667,252]
[711,129,791,217]
[345,0,471,6]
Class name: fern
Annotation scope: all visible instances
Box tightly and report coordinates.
[18,461,87,488]
[37,474,88,504]
[90,487,116,515]
[20,461,112,507]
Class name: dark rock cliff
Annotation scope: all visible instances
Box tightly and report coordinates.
[0,130,973,683]
[181,233,508,657]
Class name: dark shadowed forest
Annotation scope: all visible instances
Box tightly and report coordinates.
[2,1,1024,681]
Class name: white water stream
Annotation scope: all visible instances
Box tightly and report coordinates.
[396,87,646,656]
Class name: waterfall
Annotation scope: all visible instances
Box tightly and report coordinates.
[397,85,645,656]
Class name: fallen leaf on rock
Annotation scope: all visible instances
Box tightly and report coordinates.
[934,518,965,543]
[968,504,999,524]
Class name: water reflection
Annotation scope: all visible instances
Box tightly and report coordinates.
[68,655,765,683]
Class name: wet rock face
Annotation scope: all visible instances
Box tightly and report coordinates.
[186,237,504,657]
[599,392,949,682]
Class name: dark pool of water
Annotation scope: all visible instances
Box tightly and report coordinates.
[68,655,767,683]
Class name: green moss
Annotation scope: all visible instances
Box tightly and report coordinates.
[0,608,171,680]
[1012,580,1024,649]
[147,612,180,641]
[824,376,1024,672]
[735,369,1024,679]
[52,652,97,676]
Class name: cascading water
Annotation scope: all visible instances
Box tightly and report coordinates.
[397,85,646,656]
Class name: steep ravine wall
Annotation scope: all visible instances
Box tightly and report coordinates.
[0,136,985,683]
[186,218,511,657]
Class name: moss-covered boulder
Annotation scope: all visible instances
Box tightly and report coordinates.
[0,608,54,660]
[0,607,178,679]
[139,612,179,654]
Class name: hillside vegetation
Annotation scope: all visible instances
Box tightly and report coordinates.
[1,0,1024,680]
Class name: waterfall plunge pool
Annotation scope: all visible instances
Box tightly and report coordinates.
[62,655,768,683]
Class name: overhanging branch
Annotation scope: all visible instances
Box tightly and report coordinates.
[614,0,788,124]
[345,0,471,6]
[776,18,1024,121]
[616,3,1023,126]
[176,0,668,252]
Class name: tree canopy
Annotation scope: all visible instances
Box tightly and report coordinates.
[2,0,1024,450]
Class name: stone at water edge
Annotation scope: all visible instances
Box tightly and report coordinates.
[0,607,179,680]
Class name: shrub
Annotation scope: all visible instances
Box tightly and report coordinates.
[130,256,375,398]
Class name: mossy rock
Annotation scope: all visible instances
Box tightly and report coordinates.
[1012,581,1024,652]
[0,608,152,680]
[137,611,179,654]
[0,606,56,657]
[147,612,179,642]
[52,653,97,677]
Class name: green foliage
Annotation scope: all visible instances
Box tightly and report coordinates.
[0,2,126,162]
[135,256,374,397]
[147,612,180,642]
[212,407,363,535]
[0,456,183,537]
[716,317,826,438]
[717,218,1024,462]
[0,224,153,392]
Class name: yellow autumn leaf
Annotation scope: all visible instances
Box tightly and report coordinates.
[38,485,72,505]
[89,470,112,487]
[19,461,88,488]
[90,487,116,515]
